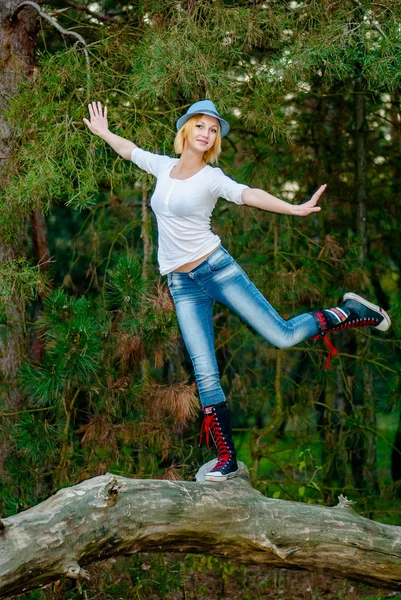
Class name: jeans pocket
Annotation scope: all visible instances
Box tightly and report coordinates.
[167,273,174,288]
[208,248,234,272]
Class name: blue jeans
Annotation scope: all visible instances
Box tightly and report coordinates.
[167,246,318,408]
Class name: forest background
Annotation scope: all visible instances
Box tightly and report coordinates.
[0,0,400,598]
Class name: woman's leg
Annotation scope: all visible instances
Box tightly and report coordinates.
[167,272,225,408]
[203,250,390,351]
[206,261,318,349]
[167,271,238,481]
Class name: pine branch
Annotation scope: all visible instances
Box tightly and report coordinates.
[10,1,91,98]
[370,19,388,39]
[351,0,388,38]
[372,112,401,132]
[62,0,120,24]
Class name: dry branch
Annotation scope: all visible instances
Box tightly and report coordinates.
[10,1,90,96]
[0,462,400,598]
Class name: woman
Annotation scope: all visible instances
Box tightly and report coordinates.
[84,100,391,483]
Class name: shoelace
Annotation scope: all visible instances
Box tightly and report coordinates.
[323,335,338,370]
[199,413,213,446]
[199,413,231,470]
[319,316,379,370]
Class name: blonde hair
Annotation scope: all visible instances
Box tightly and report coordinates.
[174,114,222,164]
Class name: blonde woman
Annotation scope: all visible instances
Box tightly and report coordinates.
[84,100,391,482]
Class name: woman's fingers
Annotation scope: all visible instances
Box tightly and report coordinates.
[86,101,108,123]
[301,205,321,215]
[296,185,327,216]
[87,101,105,119]
[84,102,109,135]
[311,184,327,203]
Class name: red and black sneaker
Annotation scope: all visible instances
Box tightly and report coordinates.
[200,401,239,482]
[310,293,391,368]
[342,293,391,331]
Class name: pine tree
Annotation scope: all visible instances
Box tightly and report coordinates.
[1,0,400,545]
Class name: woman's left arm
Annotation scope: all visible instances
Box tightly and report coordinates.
[242,184,326,217]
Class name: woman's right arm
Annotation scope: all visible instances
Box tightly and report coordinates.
[83,102,136,160]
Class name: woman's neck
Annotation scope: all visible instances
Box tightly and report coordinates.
[175,147,206,175]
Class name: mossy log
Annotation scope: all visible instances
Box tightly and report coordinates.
[0,462,400,598]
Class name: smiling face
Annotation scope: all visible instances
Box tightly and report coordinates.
[187,114,219,153]
[174,114,222,164]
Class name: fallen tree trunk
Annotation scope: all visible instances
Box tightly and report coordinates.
[0,462,400,598]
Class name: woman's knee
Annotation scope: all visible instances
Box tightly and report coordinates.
[274,338,294,350]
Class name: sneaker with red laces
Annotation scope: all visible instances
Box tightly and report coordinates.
[310,292,391,368]
[199,401,239,482]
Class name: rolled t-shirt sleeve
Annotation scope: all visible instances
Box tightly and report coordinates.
[131,147,171,177]
[208,168,249,205]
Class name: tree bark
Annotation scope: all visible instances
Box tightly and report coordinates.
[392,409,401,491]
[141,182,152,280]
[389,92,401,490]
[0,463,400,598]
[0,0,41,470]
[355,76,367,265]
[353,73,378,496]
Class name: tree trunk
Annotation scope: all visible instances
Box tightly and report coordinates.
[389,92,401,489]
[317,375,347,503]
[0,463,400,598]
[353,74,378,496]
[355,76,367,264]
[392,409,401,493]
[0,0,41,471]
[141,182,152,280]
[29,209,50,363]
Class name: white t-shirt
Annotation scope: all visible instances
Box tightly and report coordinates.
[131,147,249,275]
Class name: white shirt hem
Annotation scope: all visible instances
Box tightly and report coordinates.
[160,240,222,275]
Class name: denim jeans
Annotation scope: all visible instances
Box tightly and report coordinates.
[167,246,318,408]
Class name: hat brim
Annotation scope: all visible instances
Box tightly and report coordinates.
[176,110,230,138]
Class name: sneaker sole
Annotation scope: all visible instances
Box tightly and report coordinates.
[205,469,239,482]
[343,293,391,332]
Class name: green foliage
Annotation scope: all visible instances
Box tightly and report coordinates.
[0,259,49,307]
[1,249,185,512]
[3,51,99,217]
[20,290,107,402]
[1,0,401,596]
[107,253,147,312]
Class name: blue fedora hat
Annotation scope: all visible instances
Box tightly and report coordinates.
[176,100,230,137]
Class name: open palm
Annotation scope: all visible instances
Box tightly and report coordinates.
[295,184,326,216]
[83,102,109,137]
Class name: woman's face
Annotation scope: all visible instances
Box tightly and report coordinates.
[186,114,219,153]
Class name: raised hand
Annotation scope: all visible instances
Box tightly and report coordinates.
[294,184,326,216]
[83,102,109,137]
